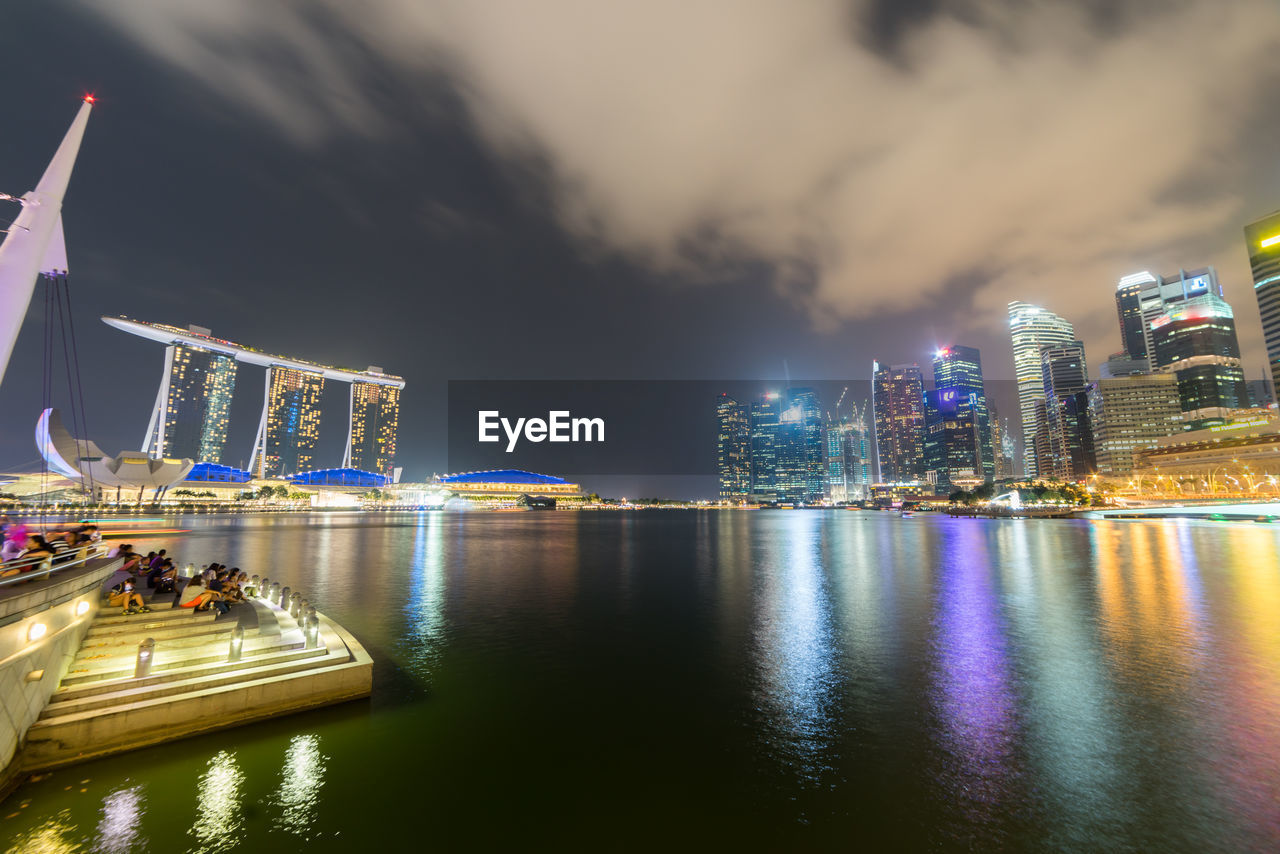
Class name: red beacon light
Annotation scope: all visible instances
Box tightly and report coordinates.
[83,93,96,104]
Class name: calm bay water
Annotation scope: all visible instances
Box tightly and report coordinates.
[4,510,1280,852]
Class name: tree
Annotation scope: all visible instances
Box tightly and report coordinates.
[273,484,290,499]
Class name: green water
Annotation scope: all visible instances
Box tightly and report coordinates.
[3,511,1279,851]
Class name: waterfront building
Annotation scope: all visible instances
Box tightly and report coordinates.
[1086,374,1182,476]
[872,361,926,482]
[103,317,404,475]
[1113,268,1223,369]
[1149,293,1248,427]
[1244,211,1280,397]
[346,380,400,477]
[142,338,238,463]
[932,346,993,481]
[923,388,985,491]
[1040,341,1090,478]
[748,393,781,499]
[1008,301,1076,477]
[826,402,871,502]
[431,469,582,499]
[288,468,387,487]
[1133,414,1280,490]
[716,393,751,500]
[774,387,826,503]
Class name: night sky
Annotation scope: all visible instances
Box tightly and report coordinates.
[2,1,1279,498]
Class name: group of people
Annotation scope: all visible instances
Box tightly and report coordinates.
[107,546,250,616]
[0,516,101,578]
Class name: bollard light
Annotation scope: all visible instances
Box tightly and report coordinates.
[304,612,320,649]
[279,585,291,610]
[228,626,244,662]
[268,582,280,604]
[75,600,90,617]
[184,563,195,578]
[247,574,260,597]
[299,599,310,620]
[135,638,155,678]
[259,577,270,599]
[289,592,302,619]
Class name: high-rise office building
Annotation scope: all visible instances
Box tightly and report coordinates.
[990,404,1014,480]
[873,362,926,482]
[932,345,993,482]
[1040,341,1090,478]
[825,402,871,502]
[253,366,325,478]
[1008,301,1076,477]
[1113,268,1223,370]
[346,380,401,477]
[1087,374,1182,475]
[1149,293,1248,426]
[143,341,238,463]
[749,393,781,499]
[1115,275,1148,361]
[775,388,826,503]
[1244,211,1280,397]
[716,393,751,500]
[924,388,985,491]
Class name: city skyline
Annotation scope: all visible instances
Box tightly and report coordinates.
[2,5,1280,498]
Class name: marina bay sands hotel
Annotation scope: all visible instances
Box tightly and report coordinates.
[104,317,404,479]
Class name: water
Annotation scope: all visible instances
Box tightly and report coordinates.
[4,511,1279,851]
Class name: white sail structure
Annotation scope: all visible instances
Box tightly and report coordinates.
[0,97,93,385]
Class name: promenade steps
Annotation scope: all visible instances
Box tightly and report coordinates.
[21,589,373,770]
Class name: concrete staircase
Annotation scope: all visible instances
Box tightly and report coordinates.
[21,592,372,770]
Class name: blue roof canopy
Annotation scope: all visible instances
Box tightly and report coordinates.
[287,468,387,487]
[439,470,569,485]
[184,463,252,483]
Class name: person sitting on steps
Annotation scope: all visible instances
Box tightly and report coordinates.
[108,577,150,615]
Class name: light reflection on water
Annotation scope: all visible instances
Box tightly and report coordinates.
[272,735,327,838]
[92,786,143,854]
[187,751,244,854]
[0,512,1278,849]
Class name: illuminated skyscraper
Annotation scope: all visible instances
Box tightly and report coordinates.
[932,345,993,481]
[252,366,325,478]
[716,393,750,500]
[1040,341,1090,478]
[346,379,401,477]
[774,387,826,503]
[143,340,238,463]
[1008,301,1076,477]
[872,362,926,482]
[1149,293,1248,426]
[1113,268,1222,369]
[749,393,781,498]
[923,387,984,491]
[1244,211,1280,396]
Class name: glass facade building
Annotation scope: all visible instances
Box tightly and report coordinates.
[716,393,751,500]
[1150,294,1248,425]
[872,362,926,482]
[145,343,238,463]
[1008,301,1077,477]
[348,381,401,477]
[1244,211,1280,398]
[923,388,984,491]
[932,345,993,482]
[1040,341,1090,479]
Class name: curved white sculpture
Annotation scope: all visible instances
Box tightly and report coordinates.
[36,408,194,488]
[0,98,93,385]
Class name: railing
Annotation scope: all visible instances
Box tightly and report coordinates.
[0,544,112,589]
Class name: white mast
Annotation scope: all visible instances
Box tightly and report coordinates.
[0,96,94,385]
